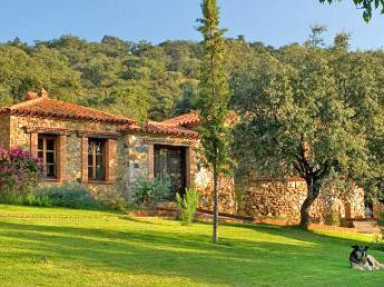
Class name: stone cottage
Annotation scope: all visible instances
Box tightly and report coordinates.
[0,89,366,223]
[0,89,199,201]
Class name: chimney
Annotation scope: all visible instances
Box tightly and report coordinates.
[25,91,39,101]
[39,88,49,98]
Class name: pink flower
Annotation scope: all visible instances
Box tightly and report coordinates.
[0,145,40,191]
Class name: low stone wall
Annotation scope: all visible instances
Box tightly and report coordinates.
[237,179,306,220]
[196,166,237,214]
[197,174,366,224]
[373,201,384,219]
[237,178,365,222]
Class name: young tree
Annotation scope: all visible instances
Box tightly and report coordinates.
[197,0,230,243]
[305,25,327,48]
[232,39,384,229]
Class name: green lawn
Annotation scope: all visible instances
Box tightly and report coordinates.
[0,205,382,287]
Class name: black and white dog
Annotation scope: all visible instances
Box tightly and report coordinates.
[350,246,384,270]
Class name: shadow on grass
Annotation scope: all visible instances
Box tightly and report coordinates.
[0,218,382,286]
[222,221,371,247]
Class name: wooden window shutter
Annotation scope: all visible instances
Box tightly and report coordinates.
[105,139,117,183]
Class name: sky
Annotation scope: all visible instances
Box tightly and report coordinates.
[1,0,384,50]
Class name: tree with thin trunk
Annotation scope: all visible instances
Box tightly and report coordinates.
[196,0,230,243]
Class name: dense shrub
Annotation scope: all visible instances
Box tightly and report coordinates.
[176,188,199,226]
[324,210,341,227]
[0,146,40,198]
[1,181,128,211]
[132,176,171,208]
[0,192,51,207]
[35,182,107,210]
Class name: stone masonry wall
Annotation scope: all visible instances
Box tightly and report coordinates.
[0,116,10,148]
[66,134,82,180]
[124,133,196,199]
[242,179,365,222]
[197,171,366,223]
[9,116,119,149]
[7,116,198,203]
[196,166,237,214]
[125,134,150,200]
[9,116,129,202]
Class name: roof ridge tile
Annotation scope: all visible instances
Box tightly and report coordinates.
[7,97,44,110]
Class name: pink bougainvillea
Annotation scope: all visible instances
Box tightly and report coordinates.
[0,146,41,194]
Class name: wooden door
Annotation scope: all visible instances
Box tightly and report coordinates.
[154,145,186,198]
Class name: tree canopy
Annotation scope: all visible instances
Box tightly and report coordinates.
[0,36,203,122]
[320,0,384,21]
[232,35,384,228]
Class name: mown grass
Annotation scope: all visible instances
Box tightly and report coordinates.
[0,204,382,287]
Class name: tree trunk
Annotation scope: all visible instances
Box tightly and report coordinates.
[299,180,321,229]
[212,165,219,243]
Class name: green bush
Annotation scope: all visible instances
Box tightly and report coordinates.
[0,189,52,207]
[0,182,129,211]
[132,176,171,208]
[106,196,127,212]
[35,182,106,210]
[324,210,341,227]
[176,188,199,226]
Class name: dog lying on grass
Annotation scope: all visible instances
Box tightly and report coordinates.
[350,246,384,270]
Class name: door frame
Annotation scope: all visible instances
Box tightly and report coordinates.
[153,145,187,197]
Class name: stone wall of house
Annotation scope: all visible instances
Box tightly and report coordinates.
[9,116,119,149]
[0,116,10,148]
[66,133,82,180]
[124,133,196,199]
[7,116,198,203]
[8,116,129,202]
[125,134,150,199]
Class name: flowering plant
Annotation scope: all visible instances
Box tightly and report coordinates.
[0,146,41,195]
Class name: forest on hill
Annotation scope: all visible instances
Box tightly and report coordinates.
[0,34,272,121]
[0,31,383,124]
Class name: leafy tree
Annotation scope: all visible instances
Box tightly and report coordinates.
[197,0,231,243]
[320,0,384,21]
[232,37,384,229]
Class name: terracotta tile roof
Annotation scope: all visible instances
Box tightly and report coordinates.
[121,120,199,139]
[145,121,199,139]
[0,96,134,125]
[160,112,200,127]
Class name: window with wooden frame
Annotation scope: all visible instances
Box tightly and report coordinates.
[88,139,106,181]
[38,135,57,178]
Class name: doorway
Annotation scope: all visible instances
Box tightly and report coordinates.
[154,145,187,198]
